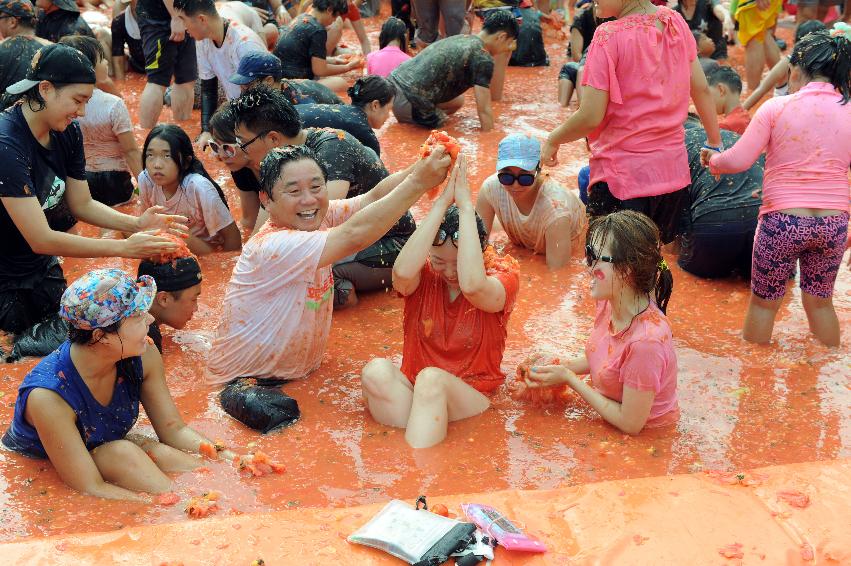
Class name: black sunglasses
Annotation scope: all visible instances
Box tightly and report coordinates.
[236,130,271,152]
[433,229,460,248]
[585,244,616,267]
[497,166,539,187]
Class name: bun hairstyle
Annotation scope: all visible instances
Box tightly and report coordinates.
[347,75,395,108]
[586,211,674,314]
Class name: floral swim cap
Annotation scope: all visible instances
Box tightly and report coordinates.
[59,269,156,330]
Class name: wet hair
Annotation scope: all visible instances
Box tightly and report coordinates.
[586,210,673,314]
[172,0,217,16]
[259,144,328,199]
[706,65,743,95]
[482,9,519,39]
[438,204,489,252]
[209,103,237,142]
[378,16,408,52]
[313,0,348,16]
[16,82,71,112]
[347,75,395,108]
[794,19,826,44]
[232,85,302,139]
[59,35,106,66]
[789,30,851,104]
[143,124,229,207]
[69,320,142,383]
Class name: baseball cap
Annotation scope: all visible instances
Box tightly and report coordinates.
[48,0,80,12]
[137,256,203,293]
[496,134,541,172]
[0,0,37,22]
[6,44,96,96]
[230,51,283,85]
[59,269,156,330]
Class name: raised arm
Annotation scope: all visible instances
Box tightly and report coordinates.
[742,57,789,111]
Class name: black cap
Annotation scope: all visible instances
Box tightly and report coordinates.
[137,257,203,293]
[6,44,96,95]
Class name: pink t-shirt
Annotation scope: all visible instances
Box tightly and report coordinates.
[366,45,411,78]
[205,196,366,385]
[586,301,679,428]
[581,7,695,200]
[709,82,851,216]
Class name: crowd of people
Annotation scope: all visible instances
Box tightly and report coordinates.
[0,0,848,499]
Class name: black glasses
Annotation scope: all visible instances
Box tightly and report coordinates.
[497,167,539,187]
[585,244,616,267]
[236,130,271,152]
[208,140,240,158]
[433,229,460,248]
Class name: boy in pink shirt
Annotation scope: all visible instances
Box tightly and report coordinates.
[366,17,412,78]
[541,0,721,244]
[526,211,679,434]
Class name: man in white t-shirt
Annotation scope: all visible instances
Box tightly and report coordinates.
[205,144,450,386]
[172,0,265,148]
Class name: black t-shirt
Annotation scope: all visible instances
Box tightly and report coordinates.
[36,9,95,43]
[136,0,171,21]
[569,7,613,58]
[297,104,381,156]
[684,122,763,222]
[509,8,548,67]
[304,127,387,195]
[281,79,343,105]
[231,166,260,193]
[274,15,327,80]
[111,11,146,71]
[148,322,163,352]
[675,0,726,59]
[390,35,494,104]
[0,105,87,290]
[0,37,44,109]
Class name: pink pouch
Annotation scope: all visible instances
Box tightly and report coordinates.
[461,503,547,553]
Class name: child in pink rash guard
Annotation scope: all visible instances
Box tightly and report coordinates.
[541,0,722,245]
[706,28,851,347]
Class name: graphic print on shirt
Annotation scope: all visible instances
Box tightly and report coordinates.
[306,272,333,310]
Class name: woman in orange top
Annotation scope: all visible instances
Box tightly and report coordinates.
[361,156,520,449]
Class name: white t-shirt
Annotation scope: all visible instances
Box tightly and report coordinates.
[138,171,234,242]
[205,195,367,385]
[124,7,141,40]
[77,89,133,173]
[196,19,265,100]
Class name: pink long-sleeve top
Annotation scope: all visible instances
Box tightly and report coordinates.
[709,82,851,216]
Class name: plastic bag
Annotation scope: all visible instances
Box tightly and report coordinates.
[7,316,69,362]
[219,378,300,433]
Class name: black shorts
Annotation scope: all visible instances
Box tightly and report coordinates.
[587,181,691,245]
[87,170,134,206]
[139,18,197,87]
[559,62,579,82]
[0,260,67,335]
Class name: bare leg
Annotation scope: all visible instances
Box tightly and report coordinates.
[351,19,372,54]
[169,81,195,122]
[437,94,465,115]
[796,4,817,23]
[127,434,201,473]
[742,293,783,344]
[801,292,840,346]
[576,66,584,103]
[139,82,167,129]
[361,358,414,428]
[763,31,781,72]
[316,76,349,91]
[744,37,767,92]
[91,439,172,493]
[558,78,575,107]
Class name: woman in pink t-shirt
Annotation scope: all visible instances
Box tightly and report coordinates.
[527,211,678,434]
[541,0,721,244]
[366,17,412,78]
[704,29,851,347]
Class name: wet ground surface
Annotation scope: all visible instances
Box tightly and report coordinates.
[0,11,848,543]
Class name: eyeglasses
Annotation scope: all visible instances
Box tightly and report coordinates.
[585,244,616,267]
[236,130,271,152]
[497,167,539,187]
[433,228,460,248]
[208,140,240,158]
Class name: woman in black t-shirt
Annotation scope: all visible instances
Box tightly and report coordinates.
[0,44,184,338]
[675,0,733,61]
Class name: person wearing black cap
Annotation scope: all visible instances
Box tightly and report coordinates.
[0,0,51,108]
[0,44,186,340]
[137,256,203,352]
[229,50,342,105]
[34,0,95,43]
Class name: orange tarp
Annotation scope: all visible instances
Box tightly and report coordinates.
[2,458,847,565]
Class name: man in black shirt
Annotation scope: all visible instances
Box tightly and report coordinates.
[111,0,146,79]
[388,10,518,130]
[34,0,95,42]
[0,0,51,108]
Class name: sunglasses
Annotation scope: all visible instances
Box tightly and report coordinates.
[497,167,539,187]
[433,229,460,248]
[236,130,271,152]
[208,140,240,158]
[585,244,616,267]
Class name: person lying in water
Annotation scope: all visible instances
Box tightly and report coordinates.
[2,269,236,501]
[361,156,521,449]
[525,211,679,435]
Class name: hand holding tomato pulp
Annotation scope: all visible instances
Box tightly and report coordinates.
[420,130,461,198]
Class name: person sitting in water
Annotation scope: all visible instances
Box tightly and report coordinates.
[365,16,411,78]
[387,10,519,131]
[137,256,203,352]
[475,134,585,270]
[525,211,679,435]
[361,156,520,449]
[204,145,450,429]
[229,50,343,104]
[1,269,236,500]
[707,66,750,135]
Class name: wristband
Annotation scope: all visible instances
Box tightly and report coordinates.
[702,143,723,152]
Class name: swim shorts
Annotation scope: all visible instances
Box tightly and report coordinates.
[735,0,782,45]
[139,18,198,87]
[751,211,849,301]
[587,181,691,245]
[559,61,579,83]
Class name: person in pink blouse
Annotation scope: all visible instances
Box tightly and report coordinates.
[704,29,851,347]
[366,17,412,78]
[541,0,721,244]
[526,211,678,435]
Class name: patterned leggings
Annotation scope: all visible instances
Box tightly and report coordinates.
[751,211,849,301]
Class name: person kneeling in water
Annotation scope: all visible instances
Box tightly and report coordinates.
[361,156,520,449]
[138,255,203,352]
[2,269,235,500]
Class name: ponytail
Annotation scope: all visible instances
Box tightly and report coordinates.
[347,75,395,108]
[654,260,673,315]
